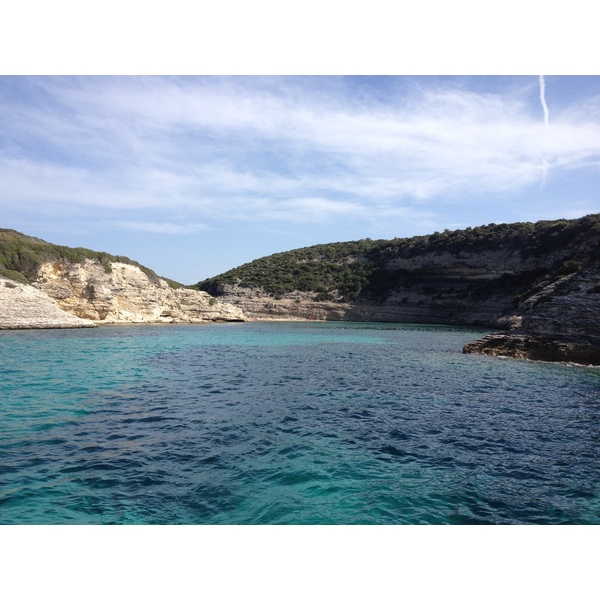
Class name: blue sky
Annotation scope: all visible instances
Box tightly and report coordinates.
[2,75,600,283]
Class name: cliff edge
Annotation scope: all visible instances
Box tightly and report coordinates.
[463,253,600,365]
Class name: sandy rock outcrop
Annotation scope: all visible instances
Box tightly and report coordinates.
[208,284,350,321]
[33,260,245,324]
[0,277,96,329]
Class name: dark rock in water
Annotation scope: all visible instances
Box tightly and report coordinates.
[464,253,600,365]
[463,334,600,366]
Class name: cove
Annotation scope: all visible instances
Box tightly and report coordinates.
[1,322,599,524]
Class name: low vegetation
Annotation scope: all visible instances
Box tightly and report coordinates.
[0,229,166,285]
[195,214,600,303]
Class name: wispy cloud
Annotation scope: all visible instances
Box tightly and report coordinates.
[116,221,209,235]
[2,76,600,234]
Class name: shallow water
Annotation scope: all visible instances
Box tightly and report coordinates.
[1,322,598,524]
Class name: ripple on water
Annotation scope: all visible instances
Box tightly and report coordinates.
[1,322,599,524]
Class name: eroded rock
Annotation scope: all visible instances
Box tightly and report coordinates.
[0,277,96,329]
[33,260,245,324]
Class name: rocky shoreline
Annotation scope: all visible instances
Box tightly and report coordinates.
[463,333,600,366]
[3,260,599,367]
[0,259,245,331]
[207,262,600,366]
[3,270,599,367]
[206,256,600,365]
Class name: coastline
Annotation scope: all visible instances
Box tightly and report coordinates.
[3,311,599,368]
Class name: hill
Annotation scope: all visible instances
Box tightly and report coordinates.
[0,228,179,287]
[195,214,600,364]
[196,216,600,303]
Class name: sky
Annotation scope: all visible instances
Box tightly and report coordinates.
[2,74,600,284]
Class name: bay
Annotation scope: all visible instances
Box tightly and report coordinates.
[1,321,598,524]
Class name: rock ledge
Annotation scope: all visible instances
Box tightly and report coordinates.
[464,333,600,366]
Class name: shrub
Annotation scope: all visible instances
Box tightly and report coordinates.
[559,260,582,274]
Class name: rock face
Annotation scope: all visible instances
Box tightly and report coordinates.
[464,258,600,365]
[32,260,245,325]
[0,277,96,329]
[207,284,350,321]
[210,244,596,329]
[211,282,512,325]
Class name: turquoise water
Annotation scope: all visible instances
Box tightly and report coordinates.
[1,322,599,524]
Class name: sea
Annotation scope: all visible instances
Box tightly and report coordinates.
[1,321,599,525]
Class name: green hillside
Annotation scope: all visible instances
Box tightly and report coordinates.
[195,214,600,302]
[0,228,181,288]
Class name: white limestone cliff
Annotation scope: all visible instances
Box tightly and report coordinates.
[34,259,245,324]
[0,276,95,329]
[0,259,245,330]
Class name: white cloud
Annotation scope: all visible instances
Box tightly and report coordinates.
[115,221,208,235]
[263,197,368,223]
[2,76,600,231]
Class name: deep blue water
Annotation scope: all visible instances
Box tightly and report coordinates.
[1,321,599,524]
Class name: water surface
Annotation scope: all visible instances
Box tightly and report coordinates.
[1,322,598,524]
